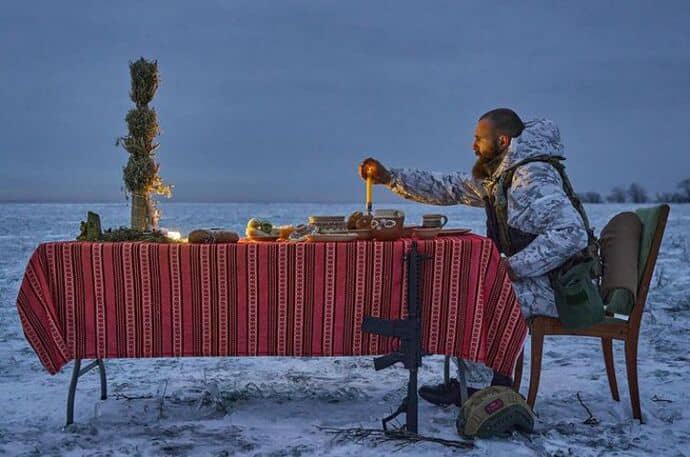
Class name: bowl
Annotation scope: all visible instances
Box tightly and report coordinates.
[371,210,405,241]
[308,215,347,232]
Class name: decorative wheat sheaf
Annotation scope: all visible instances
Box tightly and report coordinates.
[117,57,172,231]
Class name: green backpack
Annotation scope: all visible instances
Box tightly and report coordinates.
[491,155,604,329]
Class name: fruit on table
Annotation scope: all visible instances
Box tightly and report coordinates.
[278,225,295,239]
[246,218,274,238]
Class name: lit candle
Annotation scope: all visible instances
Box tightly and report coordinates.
[365,167,373,214]
[166,230,181,241]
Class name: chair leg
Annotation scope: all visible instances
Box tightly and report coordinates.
[601,338,620,401]
[527,326,544,408]
[512,349,524,393]
[625,336,643,422]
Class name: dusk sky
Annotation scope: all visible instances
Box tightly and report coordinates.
[1,0,688,202]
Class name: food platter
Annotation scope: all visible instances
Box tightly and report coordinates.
[348,229,373,240]
[238,210,465,244]
[401,226,423,237]
[438,228,472,236]
[306,233,359,243]
[407,227,441,239]
[246,235,279,242]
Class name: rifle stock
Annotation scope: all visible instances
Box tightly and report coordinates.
[373,352,405,370]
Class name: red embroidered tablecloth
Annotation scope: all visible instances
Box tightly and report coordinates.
[16,235,527,377]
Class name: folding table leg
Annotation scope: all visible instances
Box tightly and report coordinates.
[65,359,108,426]
[456,359,469,406]
[98,359,107,400]
[443,356,451,386]
[66,359,81,426]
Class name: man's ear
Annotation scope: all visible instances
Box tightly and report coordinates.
[498,135,511,151]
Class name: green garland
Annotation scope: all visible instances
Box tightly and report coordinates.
[77,211,180,243]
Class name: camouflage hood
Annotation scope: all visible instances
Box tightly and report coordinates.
[492,118,564,178]
[385,115,589,318]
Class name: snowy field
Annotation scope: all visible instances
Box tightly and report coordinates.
[1,202,689,456]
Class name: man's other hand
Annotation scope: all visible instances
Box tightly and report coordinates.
[505,261,519,281]
[500,254,519,281]
[359,157,392,184]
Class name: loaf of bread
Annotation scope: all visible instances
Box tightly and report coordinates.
[188,229,239,244]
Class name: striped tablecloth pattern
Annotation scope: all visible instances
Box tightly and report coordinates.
[16,235,527,377]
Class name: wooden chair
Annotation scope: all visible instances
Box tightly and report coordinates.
[512,204,670,422]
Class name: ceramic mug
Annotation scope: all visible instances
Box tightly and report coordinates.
[371,209,405,241]
[422,214,448,228]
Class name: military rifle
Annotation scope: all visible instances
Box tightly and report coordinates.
[361,241,428,433]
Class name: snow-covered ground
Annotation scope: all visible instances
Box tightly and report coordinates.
[1,202,688,456]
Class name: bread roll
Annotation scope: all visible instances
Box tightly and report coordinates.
[188,229,239,244]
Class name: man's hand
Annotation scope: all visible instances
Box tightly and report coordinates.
[359,157,392,185]
[506,263,519,281]
[502,256,519,281]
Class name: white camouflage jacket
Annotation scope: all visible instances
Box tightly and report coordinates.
[386,119,588,318]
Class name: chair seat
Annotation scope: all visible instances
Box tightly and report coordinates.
[531,316,629,340]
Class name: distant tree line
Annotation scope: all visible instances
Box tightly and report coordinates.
[577,178,690,204]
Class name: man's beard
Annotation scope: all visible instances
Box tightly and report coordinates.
[472,147,506,180]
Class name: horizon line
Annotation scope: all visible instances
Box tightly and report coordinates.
[0,199,411,205]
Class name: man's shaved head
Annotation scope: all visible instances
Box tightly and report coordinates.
[479,108,525,138]
[471,108,524,179]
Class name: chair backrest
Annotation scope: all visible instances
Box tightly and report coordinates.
[600,212,642,315]
[628,204,670,329]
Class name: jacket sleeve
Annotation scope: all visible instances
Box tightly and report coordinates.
[507,162,588,278]
[386,168,486,207]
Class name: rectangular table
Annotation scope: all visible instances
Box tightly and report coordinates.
[17,234,527,428]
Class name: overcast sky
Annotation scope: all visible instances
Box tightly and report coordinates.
[1,0,688,202]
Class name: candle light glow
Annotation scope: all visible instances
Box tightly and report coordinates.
[166,231,181,241]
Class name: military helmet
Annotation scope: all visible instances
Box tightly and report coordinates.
[457,386,534,438]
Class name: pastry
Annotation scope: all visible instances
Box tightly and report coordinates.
[347,211,373,230]
[287,224,318,242]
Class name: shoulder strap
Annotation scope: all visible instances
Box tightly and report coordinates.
[494,155,601,277]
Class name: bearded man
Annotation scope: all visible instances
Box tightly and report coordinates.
[359,108,592,406]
